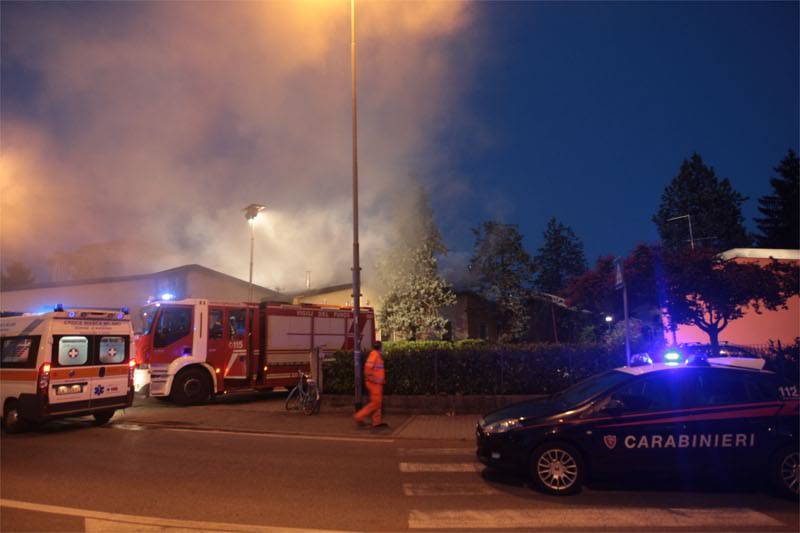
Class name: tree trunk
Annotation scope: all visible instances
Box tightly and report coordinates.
[707,329,720,358]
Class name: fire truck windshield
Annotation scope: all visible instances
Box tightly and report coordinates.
[139,306,158,335]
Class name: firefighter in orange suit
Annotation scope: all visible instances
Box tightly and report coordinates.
[354,341,386,427]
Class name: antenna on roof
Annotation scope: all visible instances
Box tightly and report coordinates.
[305,271,311,290]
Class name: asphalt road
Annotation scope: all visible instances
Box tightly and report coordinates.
[1,419,798,532]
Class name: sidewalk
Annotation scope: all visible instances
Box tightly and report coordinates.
[114,392,483,441]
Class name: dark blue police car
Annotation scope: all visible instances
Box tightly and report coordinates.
[476,358,799,497]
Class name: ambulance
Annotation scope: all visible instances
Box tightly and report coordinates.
[0,306,135,433]
[134,298,374,405]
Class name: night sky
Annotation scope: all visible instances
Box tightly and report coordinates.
[442,1,799,264]
[1,1,798,290]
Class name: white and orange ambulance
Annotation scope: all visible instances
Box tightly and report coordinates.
[0,306,135,433]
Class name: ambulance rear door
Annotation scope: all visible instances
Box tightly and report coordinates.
[50,318,132,413]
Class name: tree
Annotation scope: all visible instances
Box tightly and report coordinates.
[662,247,798,355]
[534,217,587,295]
[563,243,664,341]
[755,149,799,249]
[470,221,536,342]
[1,261,35,290]
[375,184,455,340]
[653,153,751,252]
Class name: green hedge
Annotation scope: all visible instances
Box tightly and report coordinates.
[322,341,626,395]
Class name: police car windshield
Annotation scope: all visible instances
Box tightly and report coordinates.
[554,370,633,407]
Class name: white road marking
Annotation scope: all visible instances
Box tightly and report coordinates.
[408,507,785,530]
[0,499,342,533]
[399,462,483,473]
[163,426,394,444]
[398,447,474,456]
[402,482,500,496]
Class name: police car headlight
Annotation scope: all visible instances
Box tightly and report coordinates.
[483,418,522,435]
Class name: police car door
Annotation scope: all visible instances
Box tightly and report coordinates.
[685,369,774,478]
[588,372,700,478]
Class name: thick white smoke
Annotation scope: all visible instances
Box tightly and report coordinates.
[1,1,477,291]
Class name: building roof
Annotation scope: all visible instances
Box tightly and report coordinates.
[0,264,284,298]
[720,248,800,261]
[290,283,353,299]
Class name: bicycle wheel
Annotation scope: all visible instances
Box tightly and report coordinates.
[285,386,301,411]
[302,383,320,415]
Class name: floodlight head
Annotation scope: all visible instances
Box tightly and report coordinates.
[243,204,266,221]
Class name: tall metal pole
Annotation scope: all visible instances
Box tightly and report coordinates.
[248,219,255,302]
[623,283,631,366]
[350,0,363,410]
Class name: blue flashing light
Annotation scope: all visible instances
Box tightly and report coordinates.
[121,308,129,314]
[68,311,76,318]
[665,361,681,367]
[161,293,175,301]
[664,351,682,362]
[54,304,64,312]
[116,313,124,319]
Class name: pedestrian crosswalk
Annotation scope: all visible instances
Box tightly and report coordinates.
[396,446,789,531]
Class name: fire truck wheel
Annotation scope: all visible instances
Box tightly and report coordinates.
[172,368,211,405]
[3,400,28,434]
[92,410,115,425]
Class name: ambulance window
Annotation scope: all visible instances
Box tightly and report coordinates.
[229,309,246,340]
[0,336,40,368]
[98,336,126,364]
[58,336,89,366]
[154,307,192,347]
[209,309,224,340]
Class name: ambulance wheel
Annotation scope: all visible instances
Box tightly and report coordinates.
[2,400,28,434]
[530,442,584,495]
[92,410,115,425]
[172,368,211,405]
[770,446,799,499]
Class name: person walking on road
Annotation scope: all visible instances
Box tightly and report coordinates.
[354,341,386,428]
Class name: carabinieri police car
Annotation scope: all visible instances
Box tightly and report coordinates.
[476,357,799,498]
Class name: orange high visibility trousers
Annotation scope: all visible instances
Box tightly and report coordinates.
[355,382,383,426]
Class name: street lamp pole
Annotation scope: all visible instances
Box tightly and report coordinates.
[243,203,266,302]
[350,0,363,410]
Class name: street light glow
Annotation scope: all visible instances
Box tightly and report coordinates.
[243,203,266,303]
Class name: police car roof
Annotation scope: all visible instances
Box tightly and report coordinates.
[617,357,766,376]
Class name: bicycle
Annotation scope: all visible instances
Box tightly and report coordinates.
[285,371,320,415]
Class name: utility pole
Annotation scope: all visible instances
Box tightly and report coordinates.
[350,0,363,411]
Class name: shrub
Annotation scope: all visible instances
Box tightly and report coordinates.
[322,342,623,395]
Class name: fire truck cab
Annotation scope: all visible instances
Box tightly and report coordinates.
[134,298,374,404]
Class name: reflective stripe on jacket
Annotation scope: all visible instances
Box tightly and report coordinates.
[365,350,385,385]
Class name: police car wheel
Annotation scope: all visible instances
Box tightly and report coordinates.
[530,442,584,495]
[2,401,27,434]
[172,368,211,405]
[772,447,800,499]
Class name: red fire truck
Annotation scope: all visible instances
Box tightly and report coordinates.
[133,298,375,404]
